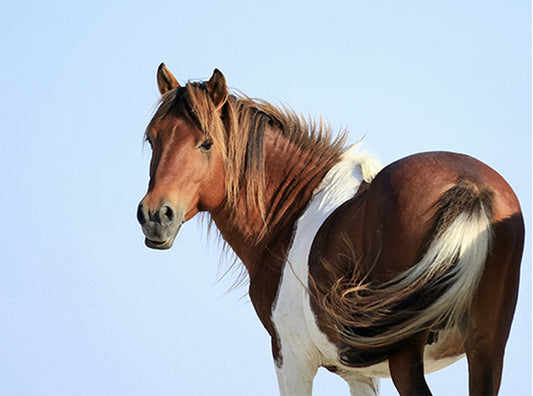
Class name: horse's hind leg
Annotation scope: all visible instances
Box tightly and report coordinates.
[459,216,524,395]
[388,332,432,396]
[342,373,380,396]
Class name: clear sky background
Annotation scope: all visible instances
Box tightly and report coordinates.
[0,1,530,395]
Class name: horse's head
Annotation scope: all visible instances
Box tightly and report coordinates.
[137,64,228,249]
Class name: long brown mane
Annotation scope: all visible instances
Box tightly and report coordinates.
[148,81,347,235]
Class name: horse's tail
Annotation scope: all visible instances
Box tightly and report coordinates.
[326,179,493,352]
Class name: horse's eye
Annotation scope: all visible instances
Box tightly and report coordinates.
[199,140,213,152]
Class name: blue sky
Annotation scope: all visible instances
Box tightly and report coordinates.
[0,1,530,395]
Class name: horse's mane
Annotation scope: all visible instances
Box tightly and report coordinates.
[147,81,347,228]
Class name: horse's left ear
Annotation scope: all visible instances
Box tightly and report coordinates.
[206,68,228,111]
[157,63,180,95]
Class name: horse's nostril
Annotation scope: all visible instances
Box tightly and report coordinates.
[164,206,175,221]
[138,201,178,227]
[159,204,176,225]
[137,203,147,225]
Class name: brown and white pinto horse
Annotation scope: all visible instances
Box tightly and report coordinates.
[137,64,524,396]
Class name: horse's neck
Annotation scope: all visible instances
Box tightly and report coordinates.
[210,127,340,270]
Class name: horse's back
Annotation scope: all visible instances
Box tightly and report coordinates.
[376,151,522,220]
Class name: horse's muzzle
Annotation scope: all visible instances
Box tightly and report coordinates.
[137,201,184,250]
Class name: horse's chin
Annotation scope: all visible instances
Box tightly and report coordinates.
[144,226,181,250]
[145,238,174,250]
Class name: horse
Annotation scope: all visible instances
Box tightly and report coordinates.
[137,63,524,396]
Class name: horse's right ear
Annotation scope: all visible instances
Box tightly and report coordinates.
[157,63,180,95]
[206,68,228,111]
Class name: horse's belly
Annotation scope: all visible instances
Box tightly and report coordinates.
[319,327,465,379]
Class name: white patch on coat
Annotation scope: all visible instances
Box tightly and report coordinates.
[271,144,382,394]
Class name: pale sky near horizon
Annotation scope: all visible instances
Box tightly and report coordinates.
[1,1,531,395]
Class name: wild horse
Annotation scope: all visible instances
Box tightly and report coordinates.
[137,64,524,395]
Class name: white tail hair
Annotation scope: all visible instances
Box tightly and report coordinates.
[330,181,493,350]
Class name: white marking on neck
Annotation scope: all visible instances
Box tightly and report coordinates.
[271,144,382,391]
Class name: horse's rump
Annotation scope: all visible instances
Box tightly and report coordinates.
[312,152,496,366]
